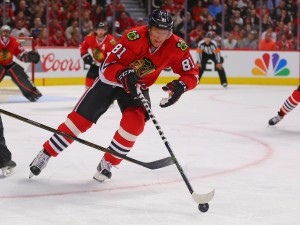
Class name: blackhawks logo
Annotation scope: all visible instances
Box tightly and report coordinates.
[126,30,140,41]
[176,39,188,51]
[0,48,11,61]
[92,48,105,61]
[129,57,157,77]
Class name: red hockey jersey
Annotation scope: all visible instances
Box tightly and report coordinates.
[100,25,198,90]
[0,36,26,66]
[80,32,116,64]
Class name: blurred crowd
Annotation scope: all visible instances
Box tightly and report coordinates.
[0,0,298,50]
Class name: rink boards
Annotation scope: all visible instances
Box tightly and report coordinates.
[1,48,299,87]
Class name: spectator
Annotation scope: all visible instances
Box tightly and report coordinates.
[67,31,80,47]
[106,0,126,26]
[249,8,260,27]
[192,0,205,23]
[231,23,241,41]
[161,0,175,14]
[80,0,91,11]
[48,18,64,36]
[81,10,93,37]
[203,13,221,34]
[175,11,194,39]
[188,22,205,48]
[11,20,30,37]
[65,20,80,41]
[277,33,293,50]
[277,9,292,25]
[261,13,273,31]
[222,32,238,49]
[0,0,15,27]
[49,29,66,46]
[238,30,258,49]
[90,5,105,25]
[111,20,122,40]
[262,25,277,41]
[30,17,43,39]
[208,0,223,18]
[172,5,184,32]
[136,17,145,27]
[224,15,237,32]
[216,3,230,28]
[36,28,48,46]
[49,4,65,22]
[233,10,243,26]
[14,0,31,19]
[117,11,136,33]
[66,11,79,27]
[260,32,276,50]
[14,11,28,29]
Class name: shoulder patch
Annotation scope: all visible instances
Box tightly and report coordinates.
[126,30,140,41]
[110,39,116,45]
[176,39,188,52]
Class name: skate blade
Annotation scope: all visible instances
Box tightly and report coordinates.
[1,167,15,177]
[93,171,108,182]
[29,172,35,179]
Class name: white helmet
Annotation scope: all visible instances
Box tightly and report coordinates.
[0,25,11,32]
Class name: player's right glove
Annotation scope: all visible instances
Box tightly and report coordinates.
[116,68,145,96]
[160,80,187,108]
[82,54,93,65]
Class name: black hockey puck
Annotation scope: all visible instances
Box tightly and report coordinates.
[198,203,209,212]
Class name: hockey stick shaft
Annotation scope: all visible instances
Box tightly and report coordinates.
[137,89,214,204]
[0,108,174,170]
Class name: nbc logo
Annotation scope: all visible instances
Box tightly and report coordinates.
[252,53,290,76]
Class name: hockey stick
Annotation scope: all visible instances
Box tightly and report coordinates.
[137,88,215,206]
[0,108,174,170]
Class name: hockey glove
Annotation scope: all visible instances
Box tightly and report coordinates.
[160,80,187,108]
[82,54,93,65]
[26,51,40,64]
[116,68,145,96]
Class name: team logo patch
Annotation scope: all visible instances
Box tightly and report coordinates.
[110,39,116,45]
[129,57,157,77]
[92,48,104,61]
[126,31,140,41]
[176,39,188,51]
[0,48,11,60]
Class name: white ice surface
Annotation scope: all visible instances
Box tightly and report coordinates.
[1,84,300,225]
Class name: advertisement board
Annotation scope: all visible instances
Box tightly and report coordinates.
[16,48,299,86]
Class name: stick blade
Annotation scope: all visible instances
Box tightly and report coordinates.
[144,156,174,169]
[192,189,215,204]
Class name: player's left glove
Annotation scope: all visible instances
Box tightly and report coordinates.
[159,80,187,108]
[27,51,40,64]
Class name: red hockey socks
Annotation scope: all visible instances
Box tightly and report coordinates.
[279,89,300,117]
[43,111,93,156]
[104,107,146,166]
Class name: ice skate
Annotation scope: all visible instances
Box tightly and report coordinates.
[0,160,16,176]
[93,157,112,182]
[268,114,283,126]
[222,83,227,88]
[29,149,51,178]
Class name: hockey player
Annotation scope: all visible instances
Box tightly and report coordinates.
[0,115,16,176]
[29,9,198,182]
[0,25,42,102]
[196,32,228,87]
[80,22,116,88]
[268,85,300,126]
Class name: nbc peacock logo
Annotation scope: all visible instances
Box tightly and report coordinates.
[252,53,290,76]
